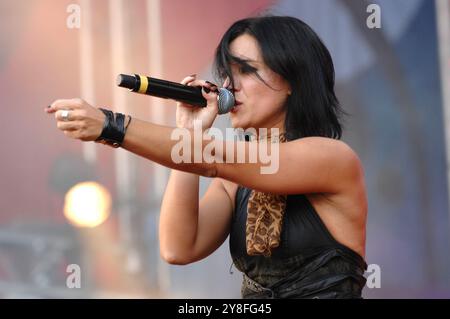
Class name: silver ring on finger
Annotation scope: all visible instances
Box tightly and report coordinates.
[61,110,70,122]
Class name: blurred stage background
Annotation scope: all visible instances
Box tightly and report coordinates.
[0,0,449,298]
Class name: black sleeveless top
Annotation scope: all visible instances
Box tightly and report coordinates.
[229,186,367,299]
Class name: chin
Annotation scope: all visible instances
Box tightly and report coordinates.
[230,118,249,131]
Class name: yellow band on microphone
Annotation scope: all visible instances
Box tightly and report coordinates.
[138,75,149,94]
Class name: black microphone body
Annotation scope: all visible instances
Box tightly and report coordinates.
[116,74,235,114]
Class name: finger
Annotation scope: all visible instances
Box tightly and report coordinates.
[205,81,216,86]
[55,109,74,121]
[47,98,84,113]
[57,121,80,131]
[181,74,197,85]
[190,80,219,94]
[55,109,86,121]
[201,80,220,96]
[187,79,213,89]
[63,130,78,139]
[205,81,219,92]
[201,86,219,104]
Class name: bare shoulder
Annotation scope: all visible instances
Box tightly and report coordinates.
[288,137,365,190]
[331,139,366,193]
[289,136,359,160]
[292,136,367,209]
[317,138,367,217]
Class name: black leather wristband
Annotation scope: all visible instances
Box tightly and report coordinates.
[95,108,126,148]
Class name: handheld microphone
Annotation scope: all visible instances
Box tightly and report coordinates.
[116,74,235,115]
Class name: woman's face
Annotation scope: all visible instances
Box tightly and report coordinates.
[224,34,291,132]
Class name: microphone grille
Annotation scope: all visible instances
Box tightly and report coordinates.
[217,88,235,115]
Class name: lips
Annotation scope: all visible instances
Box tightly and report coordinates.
[231,100,242,113]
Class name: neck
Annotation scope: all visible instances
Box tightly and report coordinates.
[254,118,286,141]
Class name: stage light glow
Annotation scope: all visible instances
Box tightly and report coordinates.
[64,182,112,228]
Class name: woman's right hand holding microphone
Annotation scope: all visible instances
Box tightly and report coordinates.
[176,75,220,130]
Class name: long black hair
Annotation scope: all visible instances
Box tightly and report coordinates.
[214,16,345,140]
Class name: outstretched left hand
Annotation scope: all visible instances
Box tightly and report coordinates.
[45,98,106,142]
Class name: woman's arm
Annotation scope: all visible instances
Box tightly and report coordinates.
[122,117,362,195]
[215,136,363,195]
[45,98,217,177]
[123,120,363,194]
[121,117,217,177]
[160,171,233,264]
[47,98,362,196]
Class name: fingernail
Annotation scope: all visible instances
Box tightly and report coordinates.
[202,86,211,93]
[189,74,197,77]
[206,81,218,91]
